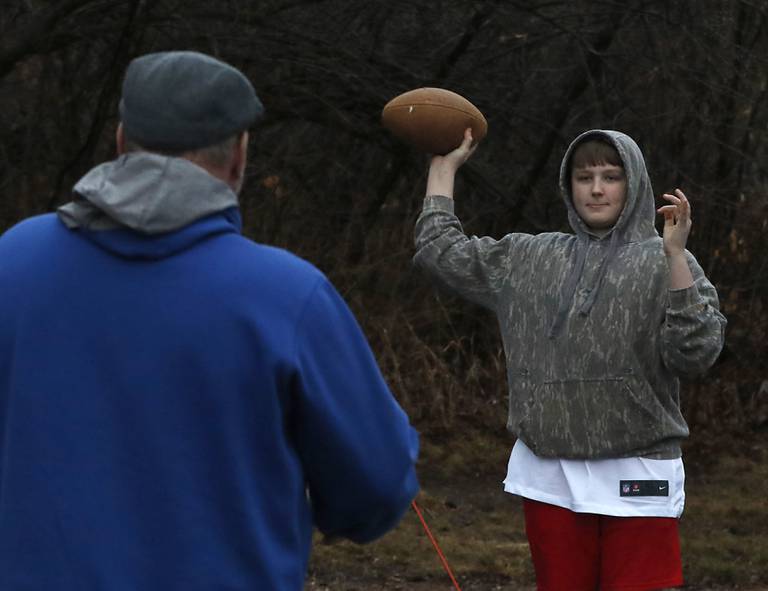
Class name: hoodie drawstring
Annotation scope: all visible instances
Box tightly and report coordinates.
[579,228,621,316]
[548,234,589,339]
[548,230,622,338]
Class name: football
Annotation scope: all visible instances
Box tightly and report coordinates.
[381,87,487,155]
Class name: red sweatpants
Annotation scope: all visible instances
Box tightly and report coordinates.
[523,499,684,591]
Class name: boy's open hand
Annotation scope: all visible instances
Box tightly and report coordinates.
[657,189,692,256]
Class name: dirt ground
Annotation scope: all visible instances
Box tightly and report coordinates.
[304,429,768,590]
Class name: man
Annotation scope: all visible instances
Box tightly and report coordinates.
[0,51,419,590]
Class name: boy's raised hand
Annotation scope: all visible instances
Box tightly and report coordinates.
[431,127,477,172]
[657,189,692,256]
[425,128,477,199]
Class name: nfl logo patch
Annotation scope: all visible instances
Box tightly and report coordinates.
[621,483,631,494]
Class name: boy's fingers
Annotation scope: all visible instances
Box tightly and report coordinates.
[670,189,692,218]
[678,191,692,218]
[657,206,679,225]
[660,194,692,221]
[461,128,474,151]
[449,128,476,162]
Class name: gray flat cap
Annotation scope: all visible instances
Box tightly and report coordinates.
[119,51,264,151]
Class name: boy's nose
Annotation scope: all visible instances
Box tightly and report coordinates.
[591,180,603,194]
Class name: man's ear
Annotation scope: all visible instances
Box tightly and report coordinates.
[116,123,126,156]
[230,131,249,184]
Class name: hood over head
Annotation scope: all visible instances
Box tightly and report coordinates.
[559,129,658,243]
[548,130,659,338]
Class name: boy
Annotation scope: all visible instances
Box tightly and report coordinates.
[414,129,726,591]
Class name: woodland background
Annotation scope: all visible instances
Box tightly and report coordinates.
[1,1,767,588]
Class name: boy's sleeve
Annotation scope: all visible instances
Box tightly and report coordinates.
[414,195,527,311]
[292,277,419,544]
[660,251,727,377]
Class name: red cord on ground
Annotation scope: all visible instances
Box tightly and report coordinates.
[411,499,463,591]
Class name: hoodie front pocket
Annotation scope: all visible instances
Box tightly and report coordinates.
[519,376,678,459]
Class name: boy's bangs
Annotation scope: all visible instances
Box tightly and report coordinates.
[571,139,622,169]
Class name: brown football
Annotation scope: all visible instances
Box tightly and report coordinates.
[381,87,487,155]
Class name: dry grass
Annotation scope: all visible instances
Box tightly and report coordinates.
[305,428,768,590]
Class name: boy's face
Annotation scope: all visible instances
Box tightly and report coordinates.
[570,163,627,234]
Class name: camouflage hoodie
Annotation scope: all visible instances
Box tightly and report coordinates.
[414,130,726,460]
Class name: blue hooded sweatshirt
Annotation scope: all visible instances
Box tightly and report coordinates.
[0,153,419,590]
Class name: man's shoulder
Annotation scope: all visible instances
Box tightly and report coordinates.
[0,213,62,246]
[235,238,320,270]
[221,236,326,288]
[2,212,59,233]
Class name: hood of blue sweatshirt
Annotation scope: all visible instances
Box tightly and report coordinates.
[57,152,241,259]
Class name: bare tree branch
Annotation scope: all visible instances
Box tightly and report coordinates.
[0,0,133,78]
